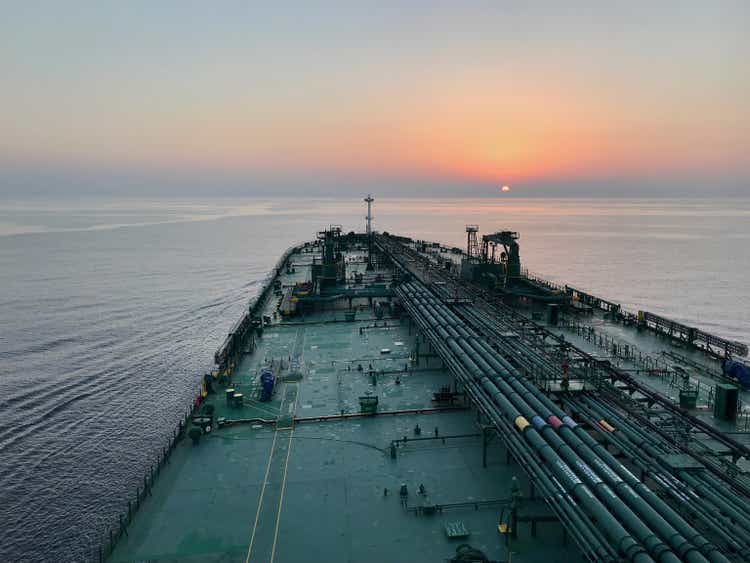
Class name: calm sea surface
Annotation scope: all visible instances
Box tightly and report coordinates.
[1,197,748,562]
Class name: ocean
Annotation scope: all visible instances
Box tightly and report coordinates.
[1,197,748,562]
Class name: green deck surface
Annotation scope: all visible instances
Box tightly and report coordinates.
[550,310,750,441]
[532,308,750,479]
[109,250,581,563]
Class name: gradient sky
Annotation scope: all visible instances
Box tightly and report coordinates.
[1,1,748,197]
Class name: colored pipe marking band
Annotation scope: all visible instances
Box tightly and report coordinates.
[598,419,615,432]
[531,415,546,430]
[548,415,563,429]
[515,416,530,431]
[562,416,577,428]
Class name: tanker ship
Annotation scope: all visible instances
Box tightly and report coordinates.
[102,197,750,563]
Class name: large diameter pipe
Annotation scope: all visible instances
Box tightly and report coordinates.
[578,397,750,558]
[402,283,718,563]
[405,273,742,561]
[466,337,721,563]
[398,290,614,558]
[568,397,750,558]
[439,343,616,560]
[414,289,711,563]
[419,285,727,563]
[441,340,654,562]
[584,397,750,531]
[400,290,628,561]
[406,288,636,561]
[451,338,679,563]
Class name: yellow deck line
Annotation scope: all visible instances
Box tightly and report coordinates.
[269,384,299,563]
[244,387,288,563]
[244,429,278,562]
[247,328,304,563]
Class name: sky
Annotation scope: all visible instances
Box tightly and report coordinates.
[1,1,748,198]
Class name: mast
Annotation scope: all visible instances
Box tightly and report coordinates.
[364,194,374,270]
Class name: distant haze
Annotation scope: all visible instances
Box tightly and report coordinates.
[1,1,748,198]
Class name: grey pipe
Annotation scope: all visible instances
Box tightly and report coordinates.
[467,337,721,563]
[407,284,727,563]
[401,286,655,562]
[429,287,731,563]
[398,292,618,561]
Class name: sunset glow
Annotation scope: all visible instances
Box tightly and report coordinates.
[1,2,747,197]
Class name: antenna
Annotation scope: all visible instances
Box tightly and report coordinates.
[364,194,375,270]
[364,194,374,235]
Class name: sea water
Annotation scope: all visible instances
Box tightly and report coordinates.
[1,197,748,562]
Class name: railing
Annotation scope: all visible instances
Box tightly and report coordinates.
[641,311,748,357]
[94,240,319,561]
[564,285,623,314]
[559,316,670,370]
[521,269,566,292]
[739,408,750,432]
[214,240,312,371]
[558,316,742,408]
[93,402,199,561]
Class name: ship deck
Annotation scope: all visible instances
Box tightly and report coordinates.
[107,235,750,562]
[110,252,578,562]
[548,309,750,442]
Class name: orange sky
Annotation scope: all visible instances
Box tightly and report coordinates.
[1,2,748,196]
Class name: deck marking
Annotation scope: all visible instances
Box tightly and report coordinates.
[245,383,288,563]
[247,325,304,563]
[245,429,278,562]
[270,330,304,562]
[270,384,299,563]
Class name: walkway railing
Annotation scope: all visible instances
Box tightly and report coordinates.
[93,400,200,561]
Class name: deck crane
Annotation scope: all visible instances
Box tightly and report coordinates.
[481,231,521,284]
